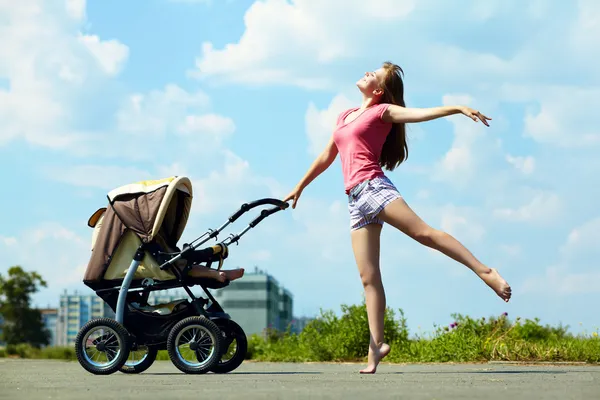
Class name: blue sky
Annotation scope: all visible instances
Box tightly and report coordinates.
[1,0,599,337]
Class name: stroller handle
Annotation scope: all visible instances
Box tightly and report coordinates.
[163,197,289,269]
[228,198,289,223]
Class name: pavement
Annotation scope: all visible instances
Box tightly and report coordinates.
[1,359,598,399]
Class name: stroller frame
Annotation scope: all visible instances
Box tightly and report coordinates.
[113,196,287,325]
[74,176,288,375]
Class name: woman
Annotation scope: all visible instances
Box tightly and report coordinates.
[283,61,512,374]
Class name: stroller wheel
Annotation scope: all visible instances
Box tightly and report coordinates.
[211,319,248,374]
[166,316,222,374]
[119,344,158,374]
[75,318,131,375]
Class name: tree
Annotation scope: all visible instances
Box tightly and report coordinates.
[0,266,50,347]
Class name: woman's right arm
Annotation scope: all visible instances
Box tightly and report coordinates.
[296,135,338,190]
[283,135,338,208]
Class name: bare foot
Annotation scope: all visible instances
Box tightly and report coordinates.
[479,268,511,302]
[359,342,390,374]
[189,266,244,282]
[223,268,244,281]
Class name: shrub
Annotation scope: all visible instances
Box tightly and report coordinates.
[4,303,599,364]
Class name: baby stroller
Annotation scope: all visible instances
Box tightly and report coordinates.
[75,176,288,375]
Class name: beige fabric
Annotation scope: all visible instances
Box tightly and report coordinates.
[91,211,105,251]
[107,177,181,202]
[83,175,193,285]
[104,230,176,281]
[84,204,127,283]
[151,176,192,244]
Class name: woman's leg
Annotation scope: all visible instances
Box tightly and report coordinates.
[350,222,391,374]
[377,197,511,302]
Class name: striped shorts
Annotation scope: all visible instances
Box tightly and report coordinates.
[347,175,402,231]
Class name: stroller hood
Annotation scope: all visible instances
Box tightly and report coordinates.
[84,176,192,286]
[107,176,192,243]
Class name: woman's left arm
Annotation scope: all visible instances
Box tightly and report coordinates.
[382,104,492,126]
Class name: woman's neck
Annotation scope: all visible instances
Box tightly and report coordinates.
[359,95,379,110]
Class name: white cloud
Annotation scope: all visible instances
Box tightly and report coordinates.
[433,145,474,185]
[41,165,152,190]
[0,222,92,306]
[430,93,495,187]
[505,154,535,175]
[249,250,272,262]
[571,0,600,56]
[65,0,86,21]
[416,190,430,200]
[168,0,211,3]
[91,83,239,160]
[180,0,600,108]
[305,93,354,156]
[520,216,600,296]
[521,266,600,295]
[191,0,416,88]
[117,84,211,136]
[0,0,129,150]
[560,217,600,258]
[78,34,129,76]
[155,162,190,177]
[522,87,600,148]
[177,114,236,139]
[0,236,17,247]
[497,86,600,150]
[439,206,485,244]
[285,197,350,263]
[190,150,282,217]
[499,244,521,257]
[492,191,561,223]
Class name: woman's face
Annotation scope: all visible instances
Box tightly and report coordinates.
[356,68,386,96]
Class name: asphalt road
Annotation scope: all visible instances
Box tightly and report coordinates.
[1,359,598,399]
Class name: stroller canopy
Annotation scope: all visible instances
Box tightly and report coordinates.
[106,176,192,244]
[84,176,193,285]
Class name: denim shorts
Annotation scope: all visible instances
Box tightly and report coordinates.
[347,175,402,231]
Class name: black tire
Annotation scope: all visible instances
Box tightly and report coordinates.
[166,316,222,374]
[211,319,247,374]
[75,318,131,375]
[119,345,158,374]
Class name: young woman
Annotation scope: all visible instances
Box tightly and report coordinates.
[283,61,512,374]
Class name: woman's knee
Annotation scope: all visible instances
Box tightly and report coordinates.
[412,227,438,247]
[359,266,382,288]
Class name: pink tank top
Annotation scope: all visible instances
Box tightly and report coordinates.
[333,103,392,193]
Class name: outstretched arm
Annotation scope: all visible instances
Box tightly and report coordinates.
[295,135,338,191]
[382,104,491,126]
[283,135,338,208]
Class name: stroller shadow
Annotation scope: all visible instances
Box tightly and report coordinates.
[144,372,323,376]
[228,372,323,375]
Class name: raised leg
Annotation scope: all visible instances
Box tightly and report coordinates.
[350,223,391,374]
[377,197,511,302]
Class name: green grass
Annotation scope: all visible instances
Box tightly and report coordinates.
[1,343,76,360]
[244,304,600,364]
[2,302,598,364]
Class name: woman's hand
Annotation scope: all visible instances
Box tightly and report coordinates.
[459,106,492,126]
[283,185,303,209]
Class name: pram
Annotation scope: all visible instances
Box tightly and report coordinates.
[75,176,288,375]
